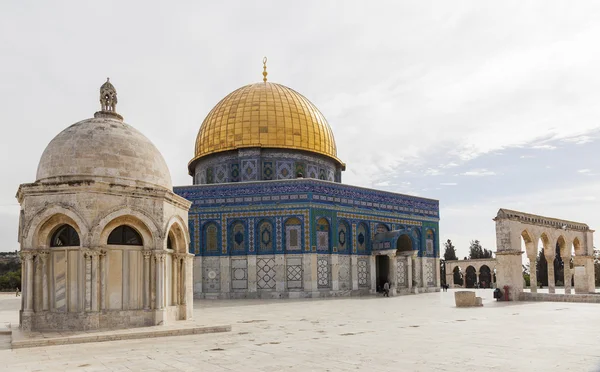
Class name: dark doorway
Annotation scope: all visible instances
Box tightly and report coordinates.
[375,255,389,292]
[465,266,477,288]
[479,265,492,288]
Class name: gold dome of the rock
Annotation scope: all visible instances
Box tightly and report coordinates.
[190,81,343,171]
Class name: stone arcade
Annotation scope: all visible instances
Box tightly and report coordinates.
[494,208,595,300]
[16,79,193,331]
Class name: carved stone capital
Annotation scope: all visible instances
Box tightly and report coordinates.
[20,251,35,261]
[143,250,153,259]
[154,252,167,262]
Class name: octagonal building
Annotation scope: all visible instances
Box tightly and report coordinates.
[175,62,441,298]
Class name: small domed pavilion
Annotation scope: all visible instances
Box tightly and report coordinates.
[17,79,193,331]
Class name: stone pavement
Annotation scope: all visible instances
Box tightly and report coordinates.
[1,290,599,371]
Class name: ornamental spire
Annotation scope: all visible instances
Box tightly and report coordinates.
[262,57,268,83]
[94,77,123,120]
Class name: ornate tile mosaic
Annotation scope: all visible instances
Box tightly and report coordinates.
[426,260,434,286]
[285,225,302,251]
[276,160,293,180]
[230,163,240,182]
[202,257,220,293]
[307,164,318,179]
[231,258,248,290]
[357,257,369,288]
[241,159,258,181]
[338,255,351,290]
[286,256,303,289]
[397,257,407,288]
[317,256,330,289]
[262,161,274,180]
[214,164,228,183]
[257,257,276,290]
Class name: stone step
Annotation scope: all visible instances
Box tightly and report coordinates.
[0,335,11,350]
[11,324,231,349]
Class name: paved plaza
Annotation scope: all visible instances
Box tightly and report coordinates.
[1,290,599,371]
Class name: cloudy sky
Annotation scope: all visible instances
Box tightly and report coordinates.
[1,1,600,258]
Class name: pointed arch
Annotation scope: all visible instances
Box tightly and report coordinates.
[257,219,274,253]
[24,204,89,248]
[337,219,350,253]
[316,217,330,252]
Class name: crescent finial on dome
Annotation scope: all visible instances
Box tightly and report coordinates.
[262,57,268,83]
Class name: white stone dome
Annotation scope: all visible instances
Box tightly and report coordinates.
[36,79,172,189]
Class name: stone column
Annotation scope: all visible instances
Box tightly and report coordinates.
[84,251,92,311]
[388,253,397,296]
[91,251,99,312]
[22,251,34,312]
[99,250,106,310]
[179,257,186,305]
[563,258,571,295]
[407,255,413,292]
[39,251,50,311]
[172,254,178,305]
[495,250,523,300]
[369,255,376,293]
[143,251,151,309]
[350,255,358,290]
[155,253,165,309]
[528,256,537,293]
[331,255,339,291]
[247,255,257,293]
[476,271,480,288]
[275,255,285,292]
[546,256,555,294]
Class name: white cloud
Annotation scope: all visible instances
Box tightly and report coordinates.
[440,182,457,186]
[460,169,496,177]
[531,145,557,150]
[578,169,591,173]
[424,168,443,176]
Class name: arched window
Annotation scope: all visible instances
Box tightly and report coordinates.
[203,223,218,253]
[107,225,143,246]
[230,221,246,253]
[357,223,369,253]
[316,217,330,251]
[257,220,273,253]
[426,229,434,255]
[337,220,350,253]
[50,224,80,247]
[285,217,302,251]
[167,235,173,250]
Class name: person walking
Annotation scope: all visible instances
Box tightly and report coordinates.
[383,281,390,297]
[15,287,20,297]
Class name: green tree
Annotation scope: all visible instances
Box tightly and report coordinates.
[536,248,548,287]
[443,239,458,261]
[468,240,493,259]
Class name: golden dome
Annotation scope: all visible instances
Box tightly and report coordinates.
[190,82,343,172]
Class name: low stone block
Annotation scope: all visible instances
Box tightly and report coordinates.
[454,291,479,307]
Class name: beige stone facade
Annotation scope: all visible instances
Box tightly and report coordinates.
[444,258,496,288]
[16,80,193,331]
[494,208,595,300]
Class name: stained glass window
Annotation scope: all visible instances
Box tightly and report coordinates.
[338,221,349,253]
[258,220,273,252]
[204,223,218,252]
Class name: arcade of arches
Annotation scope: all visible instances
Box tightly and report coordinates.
[444,259,496,289]
[494,209,595,300]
